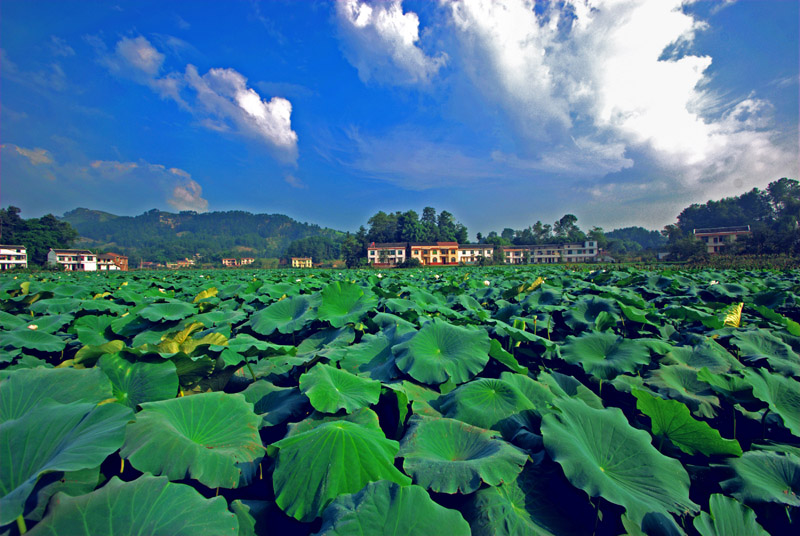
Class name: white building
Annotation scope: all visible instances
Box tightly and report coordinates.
[367,242,408,266]
[0,245,28,270]
[47,249,97,271]
[504,241,599,264]
[457,244,494,264]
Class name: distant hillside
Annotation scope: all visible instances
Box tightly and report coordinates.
[61,208,344,264]
[606,226,666,251]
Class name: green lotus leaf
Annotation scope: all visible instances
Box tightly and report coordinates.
[284,406,381,438]
[633,390,742,456]
[195,308,247,327]
[619,302,660,327]
[560,332,651,380]
[664,338,741,373]
[296,326,356,358]
[249,294,320,335]
[28,298,82,315]
[741,368,800,436]
[393,318,491,385]
[241,379,309,428]
[693,494,769,536]
[437,377,535,430]
[331,333,401,381]
[315,480,470,536]
[98,353,179,408]
[0,310,28,330]
[562,296,620,332]
[299,363,381,414]
[318,281,377,328]
[121,392,263,489]
[752,304,800,336]
[138,301,197,322]
[541,398,698,524]
[2,329,66,353]
[24,467,100,522]
[663,305,724,329]
[73,314,115,345]
[0,367,113,423]
[269,417,411,522]
[466,462,595,536]
[23,314,73,334]
[398,416,528,494]
[488,338,528,374]
[721,451,800,506]
[0,401,133,525]
[171,353,215,388]
[729,329,800,376]
[535,370,604,409]
[27,475,238,536]
[74,340,126,367]
[647,364,721,418]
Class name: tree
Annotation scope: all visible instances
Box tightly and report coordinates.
[437,211,457,241]
[397,210,423,242]
[501,228,515,242]
[341,227,368,268]
[1,208,79,265]
[419,207,438,242]
[367,211,398,243]
[587,226,608,250]
[492,246,506,264]
[475,232,483,243]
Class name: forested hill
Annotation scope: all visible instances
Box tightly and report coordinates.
[61,208,344,263]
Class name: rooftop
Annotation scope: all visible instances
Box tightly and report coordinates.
[694,226,751,234]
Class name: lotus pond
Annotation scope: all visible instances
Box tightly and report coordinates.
[1,267,799,535]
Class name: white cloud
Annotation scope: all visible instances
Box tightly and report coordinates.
[335,0,447,85]
[284,174,307,189]
[185,66,298,161]
[168,178,209,212]
[94,36,298,161]
[444,0,797,190]
[2,144,54,166]
[49,36,75,57]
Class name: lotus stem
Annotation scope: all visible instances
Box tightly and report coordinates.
[592,498,601,536]
[732,411,736,440]
[120,458,125,473]
[245,362,257,382]
[215,487,219,497]
[16,515,26,534]
[259,463,263,480]
[762,410,769,439]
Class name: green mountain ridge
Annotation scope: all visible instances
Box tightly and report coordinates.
[60,208,344,264]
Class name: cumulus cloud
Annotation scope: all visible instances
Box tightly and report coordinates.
[2,144,54,166]
[185,66,298,161]
[445,0,796,190]
[93,35,298,161]
[335,0,447,85]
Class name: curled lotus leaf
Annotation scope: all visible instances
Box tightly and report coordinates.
[27,475,238,536]
[436,377,535,430]
[2,329,66,353]
[249,294,320,335]
[138,301,197,322]
[729,329,800,377]
[299,363,381,414]
[560,332,651,380]
[121,392,263,489]
[693,494,769,536]
[721,451,800,506]
[98,353,179,409]
[741,367,800,436]
[318,281,377,328]
[315,480,470,536]
[268,412,411,522]
[399,416,528,494]
[541,398,698,524]
[393,318,491,386]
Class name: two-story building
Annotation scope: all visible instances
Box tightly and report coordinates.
[291,257,313,268]
[367,242,408,266]
[0,245,28,270]
[456,244,494,264]
[409,242,459,265]
[47,249,97,271]
[694,226,751,254]
[97,253,129,271]
[502,241,599,264]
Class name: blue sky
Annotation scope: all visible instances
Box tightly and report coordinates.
[2,0,797,236]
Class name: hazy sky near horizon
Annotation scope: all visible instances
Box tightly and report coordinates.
[2,0,798,236]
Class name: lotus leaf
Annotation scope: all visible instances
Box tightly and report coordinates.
[393,318,490,385]
[466,462,595,536]
[24,467,100,522]
[399,416,528,494]
[269,417,411,522]
[741,368,800,436]
[315,480,470,536]
[249,294,319,335]
[0,367,113,423]
[138,301,197,322]
[729,329,800,376]
[98,353,179,408]
[633,390,742,456]
[647,364,721,418]
[27,475,238,536]
[0,401,133,525]
[2,329,66,353]
[331,333,401,381]
[28,298,82,316]
[563,295,620,331]
[488,338,528,374]
[721,451,800,506]
[242,379,309,427]
[121,392,263,488]
[541,398,698,524]
[318,281,377,327]
[299,363,381,414]
[437,377,535,430]
[693,494,769,536]
[560,332,651,380]
[73,315,115,345]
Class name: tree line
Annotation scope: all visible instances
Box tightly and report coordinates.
[0,207,78,265]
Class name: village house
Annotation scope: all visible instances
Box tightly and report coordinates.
[291,257,313,268]
[240,257,255,266]
[410,242,459,265]
[0,245,28,270]
[222,258,238,267]
[47,249,97,271]
[97,253,129,271]
[367,242,408,267]
[504,241,599,264]
[166,258,196,269]
[694,226,751,254]
[456,244,494,264]
[222,257,256,267]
